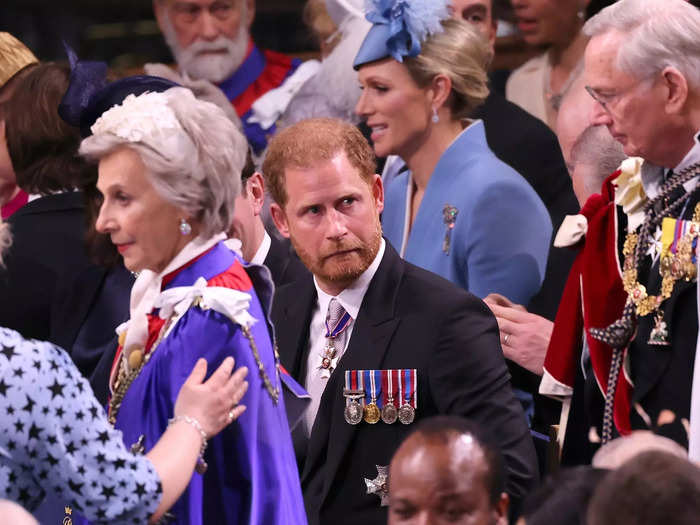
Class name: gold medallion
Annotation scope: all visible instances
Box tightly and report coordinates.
[364,402,381,424]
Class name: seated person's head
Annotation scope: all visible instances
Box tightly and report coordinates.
[152,0,255,83]
[5,63,91,196]
[449,0,498,46]
[568,124,625,204]
[388,415,508,525]
[0,33,37,206]
[587,450,700,525]
[229,150,267,261]
[592,430,689,470]
[518,466,607,525]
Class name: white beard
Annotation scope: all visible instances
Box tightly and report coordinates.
[161,13,249,84]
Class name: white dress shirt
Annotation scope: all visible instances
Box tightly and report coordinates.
[250,231,272,266]
[303,239,386,436]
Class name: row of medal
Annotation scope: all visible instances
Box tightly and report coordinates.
[343,369,418,425]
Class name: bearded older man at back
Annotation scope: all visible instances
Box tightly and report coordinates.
[541,0,700,463]
[151,0,313,154]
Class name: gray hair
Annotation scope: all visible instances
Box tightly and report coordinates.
[571,124,626,197]
[80,87,246,238]
[0,220,10,266]
[583,0,700,89]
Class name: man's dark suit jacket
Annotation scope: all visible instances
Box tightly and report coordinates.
[272,242,537,525]
[263,233,308,287]
[0,192,131,402]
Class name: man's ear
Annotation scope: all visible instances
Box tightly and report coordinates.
[372,173,384,214]
[248,172,266,216]
[153,0,167,33]
[245,0,256,29]
[661,66,689,116]
[270,202,290,238]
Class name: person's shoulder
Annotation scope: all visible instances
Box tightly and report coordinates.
[0,326,69,374]
[397,260,482,310]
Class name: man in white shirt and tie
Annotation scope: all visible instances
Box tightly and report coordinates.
[265,117,536,525]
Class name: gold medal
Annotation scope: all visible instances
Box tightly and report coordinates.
[364,402,381,424]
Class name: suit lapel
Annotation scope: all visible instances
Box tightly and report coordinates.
[302,244,404,503]
[274,275,316,378]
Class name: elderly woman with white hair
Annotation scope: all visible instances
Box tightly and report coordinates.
[67,76,307,525]
[0,216,249,523]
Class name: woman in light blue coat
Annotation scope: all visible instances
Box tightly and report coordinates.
[354,6,551,305]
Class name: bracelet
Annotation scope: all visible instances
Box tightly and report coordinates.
[168,415,208,473]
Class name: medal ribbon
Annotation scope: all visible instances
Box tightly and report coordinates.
[402,369,417,408]
[358,370,365,408]
[325,310,352,339]
[382,370,393,408]
[362,370,382,407]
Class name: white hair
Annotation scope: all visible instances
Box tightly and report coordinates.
[80,87,247,238]
[571,124,627,197]
[0,220,11,266]
[583,0,700,89]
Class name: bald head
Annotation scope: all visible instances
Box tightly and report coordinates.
[389,417,508,525]
[556,70,595,170]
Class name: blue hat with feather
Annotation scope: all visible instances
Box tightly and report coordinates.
[353,0,451,69]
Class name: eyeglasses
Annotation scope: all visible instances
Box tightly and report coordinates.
[585,77,652,115]
[170,1,236,24]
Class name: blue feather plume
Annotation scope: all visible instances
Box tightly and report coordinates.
[363,0,450,62]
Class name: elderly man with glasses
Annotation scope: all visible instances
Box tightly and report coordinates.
[539,0,700,466]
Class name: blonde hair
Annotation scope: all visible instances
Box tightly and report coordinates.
[404,18,492,121]
[0,220,11,267]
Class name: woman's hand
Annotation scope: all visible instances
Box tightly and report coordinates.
[174,357,248,437]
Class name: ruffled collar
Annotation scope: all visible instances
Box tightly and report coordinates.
[118,233,226,362]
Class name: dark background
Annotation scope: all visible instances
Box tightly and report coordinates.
[0,0,645,73]
[0,0,311,69]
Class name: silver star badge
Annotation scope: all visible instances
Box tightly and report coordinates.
[364,465,390,506]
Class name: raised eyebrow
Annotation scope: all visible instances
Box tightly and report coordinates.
[464,4,487,16]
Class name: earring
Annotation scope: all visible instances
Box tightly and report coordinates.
[179,218,192,236]
[432,107,439,124]
[577,9,585,20]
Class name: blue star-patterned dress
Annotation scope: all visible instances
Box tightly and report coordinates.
[0,327,162,523]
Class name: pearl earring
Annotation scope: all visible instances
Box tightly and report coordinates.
[179,218,192,236]
[432,107,439,124]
